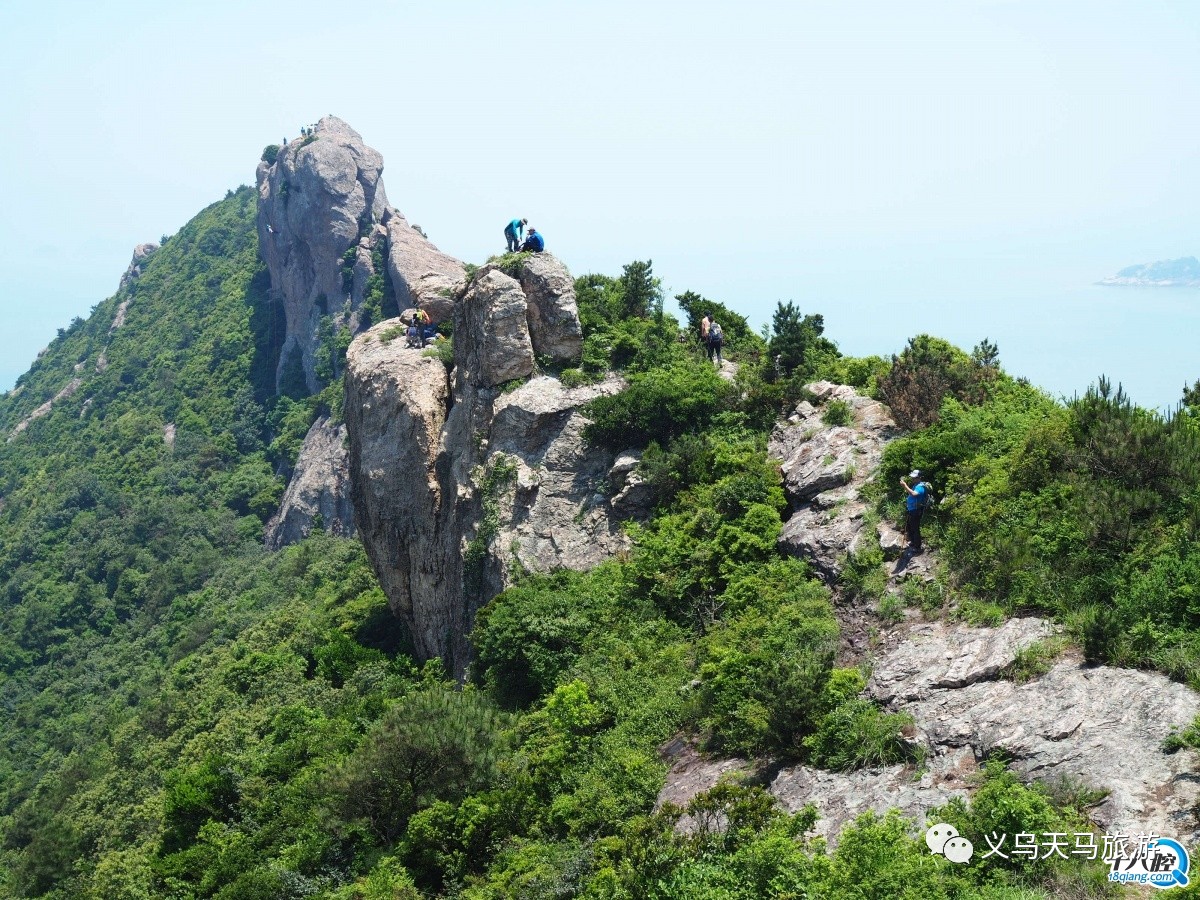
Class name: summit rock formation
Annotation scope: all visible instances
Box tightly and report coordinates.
[345,255,638,674]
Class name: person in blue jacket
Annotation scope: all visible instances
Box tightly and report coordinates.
[520,227,545,252]
[504,218,527,252]
[900,470,928,552]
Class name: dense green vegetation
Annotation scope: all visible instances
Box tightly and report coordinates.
[0,181,1182,898]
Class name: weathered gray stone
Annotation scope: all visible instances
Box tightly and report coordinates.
[769,755,974,846]
[455,268,535,388]
[346,305,642,673]
[769,384,898,582]
[868,619,1055,704]
[659,618,1200,847]
[257,116,390,392]
[384,211,466,325]
[345,325,453,663]
[265,415,356,549]
[515,253,583,362]
[8,377,83,441]
[489,376,631,575]
[778,503,867,581]
[118,242,158,291]
[865,620,1200,844]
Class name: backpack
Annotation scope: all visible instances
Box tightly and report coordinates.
[916,481,935,510]
[709,322,723,342]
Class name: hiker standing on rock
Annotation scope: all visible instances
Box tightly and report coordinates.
[707,320,724,366]
[900,470,927,552]
[504,218,527,252]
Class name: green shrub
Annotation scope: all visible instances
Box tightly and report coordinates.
[1002,636,1067,683]
[584,360,730,452]
[160,754,240,853]
[260,144,280,165]
[558,368,587,388]
[803,698,915,770]
[327,857,421,900]
[697,571,838,755]
[877,334,995,429]
[473,568,617,708]
[822,398,853,426]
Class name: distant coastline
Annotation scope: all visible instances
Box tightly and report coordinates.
[1098,256,1200,287]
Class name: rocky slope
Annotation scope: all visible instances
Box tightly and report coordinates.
[345,256,643,673]
[660,383,1200,847]
[263,416,356,549]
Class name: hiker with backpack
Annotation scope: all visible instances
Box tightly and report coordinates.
[707,319,724,365]
[520,227,545,253]
[900,470,930,552]
[504,218,528,252]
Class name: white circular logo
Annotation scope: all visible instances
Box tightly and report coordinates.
[944,836,974,864]
[925,823,959,854]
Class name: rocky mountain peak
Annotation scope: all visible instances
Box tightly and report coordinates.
[345,251,637,674]
[256,116,391,393]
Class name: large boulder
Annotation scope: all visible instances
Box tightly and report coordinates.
[515,253,583,362]
[118,242,158,290]
[385,212,466,325]
[345,327,453,662]
[455,267,535,388]
[257,116,389,392]
[487,375,631,575]
[345,307,641,673]
[264,416,356,549]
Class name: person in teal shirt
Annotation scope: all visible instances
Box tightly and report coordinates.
[504,218,527,252]
[901,470,928,552]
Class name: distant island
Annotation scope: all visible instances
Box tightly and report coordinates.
[1099,256,1200,287]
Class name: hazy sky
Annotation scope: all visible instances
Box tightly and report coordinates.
[2,1,1198,406]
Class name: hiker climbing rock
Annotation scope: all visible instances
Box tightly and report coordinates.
[504,217,528,252]
[520,227,545,253]
[900,470,928,552]
[700,313,712,346]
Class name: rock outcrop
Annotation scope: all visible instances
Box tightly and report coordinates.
[660,617,1200,846]
[457,268,536,387]
[346,262,633,673]
[256,118,477,543]
[385,211,466,325]
[118,242,158,291]
[257,117,390,392]
[662,384,1200,847]
[264,416,356,549]
[514,254,583,361]
[769,382,899,581]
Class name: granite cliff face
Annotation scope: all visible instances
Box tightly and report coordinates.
[256,117,389,393]
[257,117,468,544]
[263,416,356,550]
[345,254,634,674]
